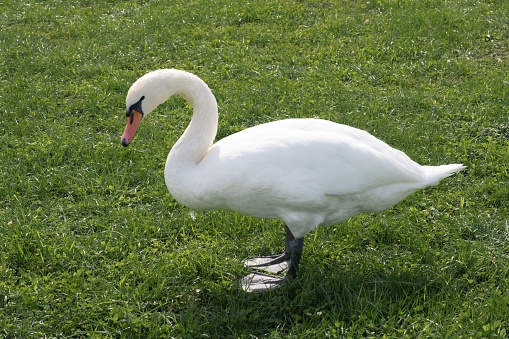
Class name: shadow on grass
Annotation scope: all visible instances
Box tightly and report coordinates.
[171,260,448,338]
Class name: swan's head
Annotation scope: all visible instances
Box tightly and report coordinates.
[121,70,173,147]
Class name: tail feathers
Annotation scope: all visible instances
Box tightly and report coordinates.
[422,164,465,186]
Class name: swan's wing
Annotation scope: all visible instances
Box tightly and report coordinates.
[196,119,424,204]
[187,118,461,238]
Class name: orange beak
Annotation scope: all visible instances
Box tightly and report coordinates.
[121,109,143,147]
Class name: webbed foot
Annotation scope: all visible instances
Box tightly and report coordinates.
[239,272,286,293]
[243,253,290,274]
[240,225,304,293]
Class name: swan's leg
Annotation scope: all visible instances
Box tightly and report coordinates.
[240,225,304,293]
[243,225,294,273]
[286,237,304,279]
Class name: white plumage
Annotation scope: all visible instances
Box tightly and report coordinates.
[121,69,464,291]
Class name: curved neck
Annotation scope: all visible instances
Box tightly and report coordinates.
[166,70,218,164]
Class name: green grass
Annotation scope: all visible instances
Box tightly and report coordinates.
[1,0,508,337]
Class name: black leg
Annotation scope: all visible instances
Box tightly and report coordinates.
[240,224,304,292]
[285,224,294,254]
[287,237,304,279]
[243,224,296,273]
[285,224,304,279]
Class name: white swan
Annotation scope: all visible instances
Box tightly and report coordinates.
[121,69,464,292]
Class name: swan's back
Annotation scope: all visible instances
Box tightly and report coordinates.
[173,118,463,238]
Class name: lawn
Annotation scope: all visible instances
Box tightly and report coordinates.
[1,0,508,337]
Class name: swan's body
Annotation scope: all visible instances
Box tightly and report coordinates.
[121,69,464,292]
[168,117,461,238]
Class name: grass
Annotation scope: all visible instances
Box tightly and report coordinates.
[1,0,508,337]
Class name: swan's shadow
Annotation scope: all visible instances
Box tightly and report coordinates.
[178,258,445,337]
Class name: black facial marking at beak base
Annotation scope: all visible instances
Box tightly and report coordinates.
[126,96,145,124]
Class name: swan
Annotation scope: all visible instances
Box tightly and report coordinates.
[120,69,465,292]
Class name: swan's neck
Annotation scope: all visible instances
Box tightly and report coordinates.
[167,71,218,164]
[161,71,218,208]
